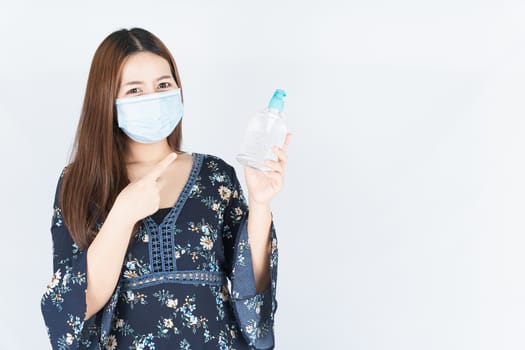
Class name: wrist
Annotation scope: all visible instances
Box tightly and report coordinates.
[107,203,137,229]
[248,199,271,212]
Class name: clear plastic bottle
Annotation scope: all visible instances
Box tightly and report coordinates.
[236,89,288,171]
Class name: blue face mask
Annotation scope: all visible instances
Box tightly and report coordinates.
[115,88,184,144]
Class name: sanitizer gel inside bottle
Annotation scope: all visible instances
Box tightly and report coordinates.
[236,89,288,171]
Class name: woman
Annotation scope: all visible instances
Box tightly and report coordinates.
[40,27,290,350]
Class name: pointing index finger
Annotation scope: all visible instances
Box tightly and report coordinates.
[147,152,177,180]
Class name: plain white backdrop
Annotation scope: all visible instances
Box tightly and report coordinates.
[1,0,525,349]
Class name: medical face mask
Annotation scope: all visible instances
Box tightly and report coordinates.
[115,88,184,144]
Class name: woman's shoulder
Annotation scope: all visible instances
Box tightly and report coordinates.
[190,151,236,174]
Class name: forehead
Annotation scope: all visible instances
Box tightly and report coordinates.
[119,51,172,83]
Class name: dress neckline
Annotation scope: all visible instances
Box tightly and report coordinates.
[150,207,172,225]
[143,152,203,228]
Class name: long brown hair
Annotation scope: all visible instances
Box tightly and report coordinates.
[61,28,184,249]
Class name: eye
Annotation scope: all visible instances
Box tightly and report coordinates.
[158,82,172,89]
[126,87,142,96]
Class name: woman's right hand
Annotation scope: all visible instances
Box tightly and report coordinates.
[112,152,177,225]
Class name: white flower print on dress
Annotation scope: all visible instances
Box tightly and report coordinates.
[218,185,231,201]
[45,270,62,295]
[200,236,213,250]
[166,298,178,309]
[105,335,117,350]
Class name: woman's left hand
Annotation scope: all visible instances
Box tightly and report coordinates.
[244,133,292,205]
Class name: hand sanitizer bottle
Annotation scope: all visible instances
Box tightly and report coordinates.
[237,89,288,170]
[237,89,288,171]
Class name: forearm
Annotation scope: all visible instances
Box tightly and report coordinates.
[247,201,272,293]
[85,208,135,320]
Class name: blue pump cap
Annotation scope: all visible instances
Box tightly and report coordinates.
[268,89,287,112]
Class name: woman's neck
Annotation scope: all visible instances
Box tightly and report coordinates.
[126,139,174,165]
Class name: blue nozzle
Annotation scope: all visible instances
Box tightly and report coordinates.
[268,89,287,112]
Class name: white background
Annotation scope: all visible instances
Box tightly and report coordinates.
[1,0,524,349]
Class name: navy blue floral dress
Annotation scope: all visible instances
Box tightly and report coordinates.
[41,153,278,350]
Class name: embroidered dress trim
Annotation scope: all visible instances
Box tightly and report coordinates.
[120,270,227,290]
[145,153,204,273]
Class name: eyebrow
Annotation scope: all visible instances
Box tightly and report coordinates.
[123,75,174,86]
